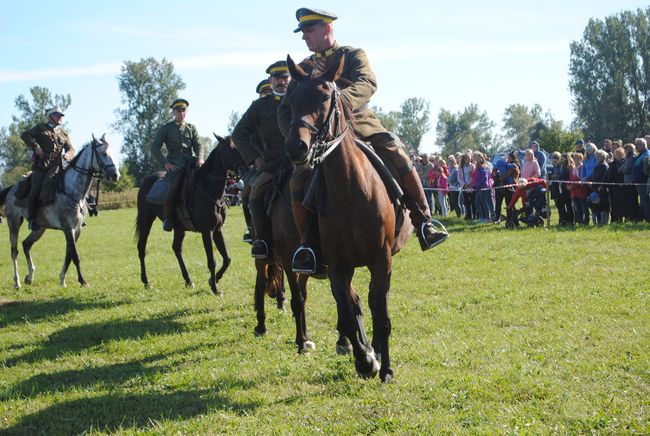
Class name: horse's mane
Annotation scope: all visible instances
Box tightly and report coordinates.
[67,141,93,167]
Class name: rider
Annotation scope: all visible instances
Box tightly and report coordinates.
[151,98,204,231]
[232,61,291,259]
[256,79,274,98]
[20,106,74,231]
[278,7,448,274]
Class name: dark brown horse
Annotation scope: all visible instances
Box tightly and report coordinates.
[253,169,314,353]
[135,135,245,294]
[286,55,413,382]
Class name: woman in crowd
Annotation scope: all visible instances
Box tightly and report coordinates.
[447,155,463,218]
[472,152,492,223]
[457,153,476,220]
[549,151,575,225]
[608,147,626,223]
[621,143,643,221]
[569,152,590,225]
[521,149,541,179]
[589,149,610,225]
[434,166,449,217]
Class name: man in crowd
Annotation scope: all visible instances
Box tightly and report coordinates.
[21,106,74,231]
[232,61,291,259]
[278,7,447,274]
[151,98,204,231]
[632,137,650,221]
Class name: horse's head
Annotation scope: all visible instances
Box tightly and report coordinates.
[285,54,348,165]
[210,133,246,172]
[90,133,120,182]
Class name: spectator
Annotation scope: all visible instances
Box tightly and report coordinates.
[457,153,476,220]
[569,153,590,225]
[434,166,449,217]
[446,155,463,218]
[416,153,434,213]
[574,139,586,156]
[521,149,541,179]
[608,147,626,223]
[632,137,650,221]
[548,151,574,225]
[472,153,492,223]
[530,141,548,179]
[620,143,643,222]
[588,149,610,225]
[496,151,520,223]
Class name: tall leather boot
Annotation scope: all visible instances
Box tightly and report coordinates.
[402,168,448,250]
[250,198,271,259]
[241,196,253,243]
[163,172,183,232]
[291,200,322,274]
[27,190,40,231]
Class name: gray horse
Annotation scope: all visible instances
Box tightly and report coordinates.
[0,134,120,288]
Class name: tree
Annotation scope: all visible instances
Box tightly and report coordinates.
[0,87,71,176]
[372,106,400,134]
[227,111,241,134]
[395,97,431,155]
[435,104,495,156]
[502,104,544,150]
[113,57,185,184]
[536,120,583,153]
[569,7,650,142]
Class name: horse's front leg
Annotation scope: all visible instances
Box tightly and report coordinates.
[368,259,393,383]
[201,230,218,295]
[61,227,87,287]
[22,227,46,286]
[172,229,193,288]
[253,259,268,336]
[287,271,314,353]
[9,218,25,289]
[212,229,231,285]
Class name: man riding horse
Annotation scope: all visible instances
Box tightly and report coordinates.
[151,98,205,231]
[232,61,291,260]
[21,106,75,232]
[278,8,448,274]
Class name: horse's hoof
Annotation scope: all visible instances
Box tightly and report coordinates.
[277,300,286,313]
[80,282,89,288]
[303,341,316,351]
[381,371,393,383]
[24,276,32,285]
[144,283,152,290]
[13,283,21,290]
[336,342,353,355]
[355,353,380,379]
[254,328,267,337]
[185,282,195,289]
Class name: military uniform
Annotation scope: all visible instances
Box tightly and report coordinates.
[232,61,290,258]
[21,115,73,227]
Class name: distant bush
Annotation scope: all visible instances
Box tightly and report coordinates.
[97,187,137,210]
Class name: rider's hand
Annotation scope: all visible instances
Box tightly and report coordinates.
[164,162,177,172]
[63,150,74,161]
[196,159,204,168]
[254,157,265,169]
[34,147,43,159]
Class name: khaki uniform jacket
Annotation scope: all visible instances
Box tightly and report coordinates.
[151,121,203,169]
[21,123,73,171]
[232,95,287,171]
[278,42,386,140]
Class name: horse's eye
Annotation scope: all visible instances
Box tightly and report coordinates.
[322,94,330,102]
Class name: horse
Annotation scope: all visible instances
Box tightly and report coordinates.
[0,134,120,289]
[286,55,414,382]
[252,166,315,354]
[135,135,246,295]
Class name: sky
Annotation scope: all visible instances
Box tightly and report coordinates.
[1,0,646,164]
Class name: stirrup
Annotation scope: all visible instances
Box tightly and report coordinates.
[242,228,253,244]
[291,245,317,274]
[418,219,449,251]
[251,239,271,259]
[162,217,173,232]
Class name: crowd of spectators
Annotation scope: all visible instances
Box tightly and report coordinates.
[413,135,650,227]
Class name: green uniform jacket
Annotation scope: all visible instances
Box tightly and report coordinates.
[232,95,287,169]
[21,123,73,171]
[151,121,203,169]
[278,42,386,140]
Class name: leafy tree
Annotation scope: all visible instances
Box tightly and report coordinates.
[101,163,135,192]
[372,106,400,134]
[569,7,650,142]
[227,111,241,134]
[435,104,495,156]
[113,57,185,184]
[502,104,544,150]
[537,120,583,153]
[395,97,431,155]
[0,87,71,174]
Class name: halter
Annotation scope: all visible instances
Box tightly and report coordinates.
[67,139,116,178]
[290,81,349,167]
[193,140,242,206]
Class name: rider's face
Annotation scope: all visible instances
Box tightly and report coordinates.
[173,107,187,123]
[301,23,330,52]
[49,113,63,126]
[269,74,289,94]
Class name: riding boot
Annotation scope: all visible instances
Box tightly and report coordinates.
[250,198,272,259]
[242,198,253,243]
[163,172,183,232]
[27,188,40,231]
[401,168,448,250]
[291,201,324,275]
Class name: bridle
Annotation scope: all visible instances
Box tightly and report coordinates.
[67,140,116,178]
[194,140,243,205]
[289,80,349,167]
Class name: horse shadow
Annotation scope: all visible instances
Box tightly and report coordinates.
[2,311,191,367]
[0,297,130,329]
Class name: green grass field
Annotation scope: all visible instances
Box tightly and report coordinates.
[0,206,648,434]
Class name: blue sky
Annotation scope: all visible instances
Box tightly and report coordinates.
[1,0,645,163]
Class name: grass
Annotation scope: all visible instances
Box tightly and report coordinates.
[0,206,648,434]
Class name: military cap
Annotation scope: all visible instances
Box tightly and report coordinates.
[45,106,65,117]
[575,139,584,145]
[294,8,337,33]
[266,60,290,77]
[256,79,272,95]
[170,98,189,109]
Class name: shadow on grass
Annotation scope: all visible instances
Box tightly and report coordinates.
[0,297,131,328]
[2,387,262,434]
[2,311,190,367]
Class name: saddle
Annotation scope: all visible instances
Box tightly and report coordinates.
[266,159,293,216]
[13,170,59,208]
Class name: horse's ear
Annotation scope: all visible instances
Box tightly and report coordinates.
[322,54,345,83]
[92,133,97,143]
[287,55,308,81]
[213,132,225,143]
[100,133,107,145]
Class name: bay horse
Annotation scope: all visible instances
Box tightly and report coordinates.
[0,134,120,288]
[286,55,413,382]
[135,135,245,295]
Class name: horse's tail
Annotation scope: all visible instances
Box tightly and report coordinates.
[0,185,13,207]
[134,175,159,243]
[265,258,284,298]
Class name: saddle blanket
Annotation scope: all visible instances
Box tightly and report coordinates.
[145,178,169,205]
